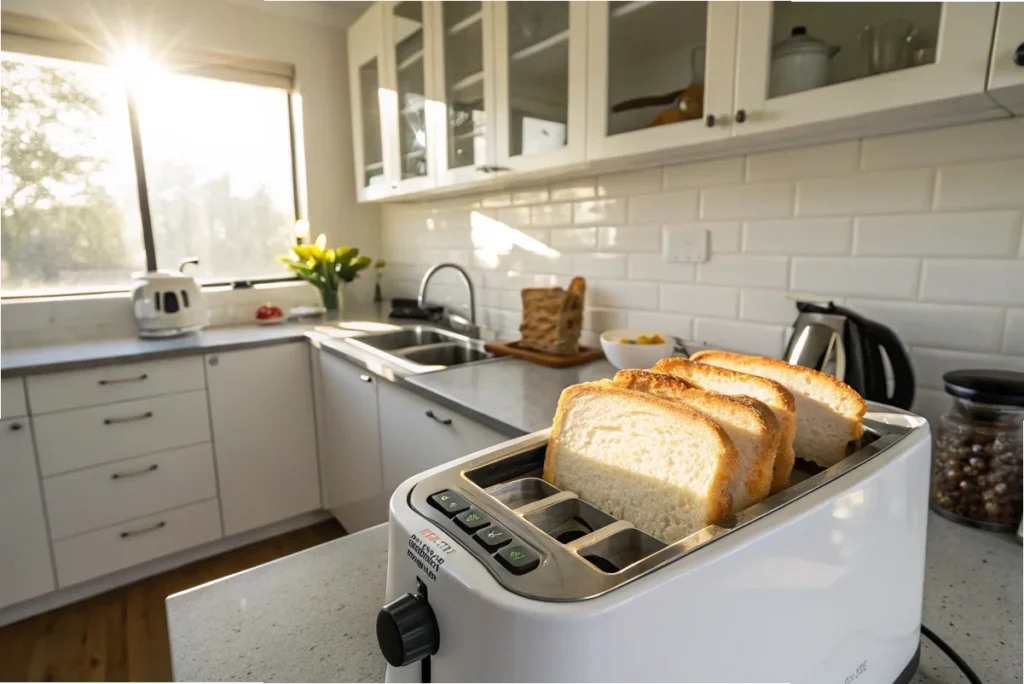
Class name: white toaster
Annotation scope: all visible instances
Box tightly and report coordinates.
[377,403,931,683]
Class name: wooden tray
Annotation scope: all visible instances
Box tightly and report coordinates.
[484,341,604,368]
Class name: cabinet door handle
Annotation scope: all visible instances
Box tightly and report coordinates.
[705,114,716,127]
[98,373,148,386]
[359,374,373,383]
[476,165,493,173]
[111,463,159,480]
[735,109,747,123]
[9,422,23,431]
[425,410,452,426]
[119,520,166,538]
[104,411,153,425]
[1015,42,1024,67]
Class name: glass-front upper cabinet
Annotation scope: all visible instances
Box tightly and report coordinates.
[733,2,998,135]
[987,2,1024,115]
[431,1,497,185]
[586,1,738,161]
[348,4,391,201]
[492,1,587,173]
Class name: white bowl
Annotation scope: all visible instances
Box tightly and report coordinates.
[600,329,677,370]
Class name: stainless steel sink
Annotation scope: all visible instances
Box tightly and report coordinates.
[399,342,491,367]
[345,325,497,373]
[354,326,462,351]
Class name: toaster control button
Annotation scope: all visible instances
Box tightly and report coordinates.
[455,507,492,533]
[495,544,540,575]
[474,524,512,551]
[428,490,470,517]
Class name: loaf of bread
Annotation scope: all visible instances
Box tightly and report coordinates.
[689,351,867,468]
[652,357,797,494]
[518,277,585,355]
[610,370,778,511]
[543,382,736,543]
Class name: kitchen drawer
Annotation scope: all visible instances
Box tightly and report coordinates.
[27,356,206,414]
[34,390,211,476]
[44,443,218,540]
[53,498,222,587]
[2,378,28,419]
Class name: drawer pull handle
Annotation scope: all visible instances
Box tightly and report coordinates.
[425,410,452,426]
[9,422,23,431]
[119,520,166,538]
[98,374,148,385]
[111,464,159,480]
[359,374,373,383]
[104,411,154,425]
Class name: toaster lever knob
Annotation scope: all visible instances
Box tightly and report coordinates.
[376,592,439,667]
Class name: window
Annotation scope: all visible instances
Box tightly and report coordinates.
[1,47,299,296]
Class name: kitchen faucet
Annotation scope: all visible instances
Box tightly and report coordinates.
[418,263,478,337]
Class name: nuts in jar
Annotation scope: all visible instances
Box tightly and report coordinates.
[931,369,1024,531]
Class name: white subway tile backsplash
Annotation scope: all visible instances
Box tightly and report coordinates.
[911,347,1024,390]
[550,177,596,200]
[597,168,662,197]
[531,202,573,227]
[584,307,631,332]
[911,388,952,429]
[698,255,789,288]
[627,311,693,339]
[1,300,57,331]
[550,227,598,251]
[572,253,628,278]
[498,251,576,276]
[574,198,627,225]
[740,289,800,325]
[919,259,1024,306]
[479,192,512,208]
[588,281,659,310]
[664,157,743,190]
[1003,310,1024,355]
[495,206,531,228]
[746,140,859,182]
[744,218,852,255]
[844,298,1005,353]
[934,158,1024,211]
[693,318,787,357]
[598,226,661,252]
[701,182,794,220]
[660,284,739,317]
[699,221,742,253]
[861,119,1024,171]
[627,254,696,283]
[797,168,933,216]
[853,211,1022,257]
[512,188,549,205]
[628,190,699,224]
[791,257,920,299]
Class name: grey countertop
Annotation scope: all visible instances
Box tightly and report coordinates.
[167,514,1022,683]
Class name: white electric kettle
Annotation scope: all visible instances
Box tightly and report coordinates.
[131,257,209,338]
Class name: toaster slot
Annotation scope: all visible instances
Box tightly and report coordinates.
[577,528,666,574]
[523,497,617,545]
[466,445,546,488]
[487,477,561,511]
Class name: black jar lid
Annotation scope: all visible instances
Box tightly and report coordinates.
[943,369,1024,406]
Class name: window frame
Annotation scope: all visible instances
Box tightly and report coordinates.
[0,14,305,300]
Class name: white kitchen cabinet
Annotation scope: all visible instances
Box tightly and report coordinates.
[733,2,999,138]
[317,352,383,509]
[206,343,320,536]
[377,381,507,493]
[0,418,55,609]
[988,3,1024,114]
[349,3,392,201]
[1,378,27,419]
[586,1,738,161]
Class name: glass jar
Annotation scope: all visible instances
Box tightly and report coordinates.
[931,369,1024,532]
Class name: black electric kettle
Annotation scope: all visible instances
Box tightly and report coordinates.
[784,300,915,409]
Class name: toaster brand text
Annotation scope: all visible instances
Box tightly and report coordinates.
[407,530,454,582]
[844,660,868,684]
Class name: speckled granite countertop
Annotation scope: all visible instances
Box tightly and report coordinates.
[166,514,1021,683]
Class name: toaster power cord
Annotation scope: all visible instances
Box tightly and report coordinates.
[920,624,982,684]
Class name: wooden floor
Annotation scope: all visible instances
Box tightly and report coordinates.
[0,520,345,682]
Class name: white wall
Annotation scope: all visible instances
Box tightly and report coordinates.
[380,117,1024,427]
[0,0,381,347]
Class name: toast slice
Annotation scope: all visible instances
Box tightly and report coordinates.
[610,370,778,511]
[689,351,867,468]
[652,357,797,493]
[543,382,737,544]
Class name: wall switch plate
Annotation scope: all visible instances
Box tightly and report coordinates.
[664,227,708,263]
